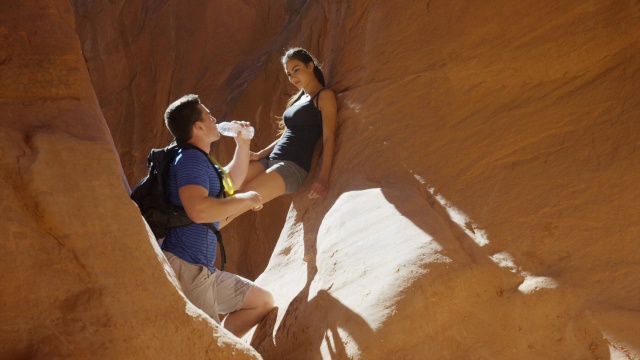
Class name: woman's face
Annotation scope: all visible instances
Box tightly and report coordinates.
[284,59,314,90]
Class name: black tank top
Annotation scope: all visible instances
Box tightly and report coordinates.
[269,90,323,172]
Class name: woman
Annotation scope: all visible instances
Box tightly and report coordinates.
[223,47,337,225]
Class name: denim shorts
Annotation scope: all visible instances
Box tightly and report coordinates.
[258,158,309,194]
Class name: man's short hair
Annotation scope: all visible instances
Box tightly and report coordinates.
[164,94,202,144]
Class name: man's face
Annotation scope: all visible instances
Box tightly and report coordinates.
[198,103,220,141]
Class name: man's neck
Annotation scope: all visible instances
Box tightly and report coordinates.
[187,138,211,154]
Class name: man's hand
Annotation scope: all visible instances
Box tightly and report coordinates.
[235,191,263,211]
[231,120,252,148]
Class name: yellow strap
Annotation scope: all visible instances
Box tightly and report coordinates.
[207,155,235,196]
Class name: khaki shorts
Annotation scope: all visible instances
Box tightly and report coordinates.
[164,251,253,323]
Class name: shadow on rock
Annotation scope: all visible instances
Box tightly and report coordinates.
[251,258,374,359]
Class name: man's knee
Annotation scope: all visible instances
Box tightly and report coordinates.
[263,289,275,310]
[248,285,275,311]
[258,286,275,310]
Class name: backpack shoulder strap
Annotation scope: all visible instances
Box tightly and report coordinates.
[204,223,226,271]
[178,143,228,197]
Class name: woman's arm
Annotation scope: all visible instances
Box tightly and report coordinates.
[250,136,281,161]
[308,89,337,198]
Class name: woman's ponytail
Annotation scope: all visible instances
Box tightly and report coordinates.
[313,64,326,87]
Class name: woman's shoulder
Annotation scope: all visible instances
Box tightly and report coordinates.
[317,88,337,110]
[319,87,336,98]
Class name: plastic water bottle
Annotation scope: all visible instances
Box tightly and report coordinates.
[217,122,254,139]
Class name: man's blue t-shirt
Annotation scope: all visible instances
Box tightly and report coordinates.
[162,148,222,273]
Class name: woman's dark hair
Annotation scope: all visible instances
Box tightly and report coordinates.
[164,94,202,144]
[281,48,325,108]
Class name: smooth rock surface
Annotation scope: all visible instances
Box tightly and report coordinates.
[3,0,639,359]
[0,1,259,359]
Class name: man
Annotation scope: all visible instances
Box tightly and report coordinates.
[161,94,274,338]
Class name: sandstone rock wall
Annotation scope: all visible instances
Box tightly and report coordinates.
[0,1,259,359]
[3,0,638,359]
[250,1,640,358]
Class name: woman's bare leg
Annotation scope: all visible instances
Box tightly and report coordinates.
[219,171,287,228]
[238,161,267,190]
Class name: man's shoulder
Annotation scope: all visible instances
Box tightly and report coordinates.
[171,148,212,178]
[175,147,208,164]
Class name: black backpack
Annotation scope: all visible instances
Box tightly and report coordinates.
[130,142,227,270]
